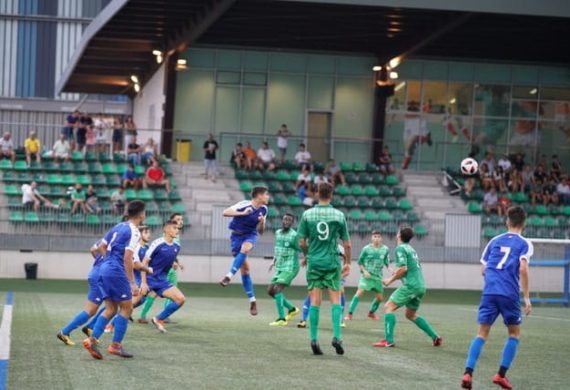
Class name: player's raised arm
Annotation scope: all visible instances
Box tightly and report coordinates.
[223,200,253,217]
[384,247,407,286]
[90,243,99,259]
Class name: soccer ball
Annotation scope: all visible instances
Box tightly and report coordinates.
[460,158,478,175]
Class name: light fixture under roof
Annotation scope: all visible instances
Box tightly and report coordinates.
[449,98,457,104]
[529,88,538,95]
[389,71,398,80]
[133,83,140,93]
[152,50,162,56]
[130,75,139,83]
[395,82,406,92]
[175,58,188,71]
[389,57,401,69]
[372,66,382,71]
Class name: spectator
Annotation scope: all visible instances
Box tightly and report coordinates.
[521,165,533,192]
[512,153,525,172]
[479,163,493,191]
[483,187,501,216]
[556,175,570,205]
[325,158,346,186]
[542,177,559,206]
[142,138,158,165]
[24,130,41,166]
[492,166,507,193]
[127,135,142,165]
[243,141,257,170]
[63,110,80,148]
[111,186,127,215]
[85,124,96,153]
[71,183,88,214]
[498,190,511,216]
[508,168,523,193]
[230,143,246,169]
[94,113,109,154]
[124,116,137,155]
[480,152,495,174]
[121,163,142,189]
[313,170,329,192]
[551,154,562,179]
[256,141,276,171]
[294,143,312,169]
[22,181,58,212]
[497,154,512,173]
[203,133,219,182]
[378,146,395,176]
[76,112,92,153]
[85,185,100,214]
[464,176,476,196]
[276,124,290,162]
[534,164,548,187]
[296,167,314,206]
[112,118,123,153]
[0,132,16,165]
[52,133,71,163]
[530,165,547,206]
[144,160,171,192]
[296,167,312,190]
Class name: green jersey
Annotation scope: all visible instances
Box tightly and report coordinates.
[394,243,425,290]
[358,244,390,280]
[274,228,300,273]
[298,204,350,271]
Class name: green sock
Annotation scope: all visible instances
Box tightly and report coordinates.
[274,293,286,319]
[370,298,380,313]
[414,316,438,340]
[348,295,360,314]
[282,297,295,311]
[164,298,172,309]
[384,313,396,343]
[309,306,320,342]
[331,303,342,340]
[140,295,156,319]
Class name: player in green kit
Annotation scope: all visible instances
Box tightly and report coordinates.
[373,226,442,348]
[267,213,301,326]
[345,231,391,320]
[298,182,352,355]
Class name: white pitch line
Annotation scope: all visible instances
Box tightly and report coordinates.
[457,307,570,322]
[0,304,13,361]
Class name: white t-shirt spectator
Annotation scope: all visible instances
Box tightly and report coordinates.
[257,148,275,163]
[295,150,311,164]
[53,140,70,157]
[0,138,13,153]
[297,172,311,184]
[21,184,39,204]
[557,182,570,195]
[480,158,495,173]
[497,158,511,172]
[94,118,108,142]
[484,191,498,206]
[314,175,329,186]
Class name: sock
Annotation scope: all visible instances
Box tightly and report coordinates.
[133,296,146,309]
[86,307,105,330]
[370,298,380,313]
[112,315,128,343]
[157,301,182,321]
[414,316,438,340]
[302,296,311,321]
[164,298,172,309]
[384,313,396,343]
[140,295,156,319]
[62,310,90,335]
[241,273,255,300]
[91,314,111,339]
[110,315,117,327]
[348,295,360,315]
[227,252,247,276]
[331,304,342,340]
[499,337,520,374]
[309,306,320,341]
[465,336,486,372]
[274,293,285,319]
[341,293,346,313]
[282,297,295,311]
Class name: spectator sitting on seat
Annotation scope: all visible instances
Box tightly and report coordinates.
[276,123,290,162]
[112,118,123,153]
[480,151,495,174]
[508,168,523,193]
[556,175,570,205]
[24,130,41,166]
[296,167,314,205]
[256,141,276,171]
[63,110,80,149]
[312,170,329,192]
[111,186,127,215]
[52,133,71,163]
[530,165,547,206]
[22,181,58,212]
[121,163,142,189]
[85,184,101,214]
[296,167,312,191]
[542,177,559,206]
[76,112,92,153]
[243,141,257,170]
[463,176,476,196]
[142,138,158,165]
[127,135,142,165]
[498,190,511,216]
[294,143,312,169]
[0,132,16,165]
[325,158,346,186]
[551,154,562,179]
[94,113,109,154]
[479,163,493,191]
[71,183,88,214]
[231,143,246,169]
[521,165,533,192]
[492,165,508,193]
[497,154,512,173]
[144,160,171,192]
[483,187,501,216]
[378,146,395,176]
[512,153,524,172]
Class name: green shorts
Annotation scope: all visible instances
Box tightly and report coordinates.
[306,267,341,291]
[167,267,178,285]
[358,277,383,293]
[389,286,426,311]
[271,269,299,286]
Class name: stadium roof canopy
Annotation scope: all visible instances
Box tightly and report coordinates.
[57,0,570,95]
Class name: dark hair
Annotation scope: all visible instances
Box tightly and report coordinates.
[371,230,381,235]
[169,213,182,221]
[283,213,295,219]
[237,142,242,147]
[399,226,414,243]
[507,206,526,228]
[252,186,268,199]
[139,225,149,233]
[299,143,305,148]
[127,200,145,218]
[163,220,178,228]
[121,215,129,222]
[318,182,333,200]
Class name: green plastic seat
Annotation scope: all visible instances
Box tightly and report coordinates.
[331,197,343,207]
[39,211,56,223]
[534,205,548,216]
[267,207,279,218]
[335,185,350,196]
[366,163,378,172]
[267,181,283,193]
[153,189,168,201]
[414,224,428,238]
[71,214,85,224]
[250,170,263,180]
[102,214,117,225]
[2,171,15,182]
[135,165,145,176]
[144,201,158,212]
[352,162,366,172]
[102,163,118,175]
[262,171,277,181]
[74,162,88,173]
[62,174,76,186]
[393,187,407,197]
[86,214,101,225]
[349,209,364,220]
[384,198,398,209]
[9,211,24,222]
[527,216,544,227]
[371,198,384,209]
[92,175,106,186]
[59,162,75,173]
[235,170,249,180]
[357,196,370,208]
[512,192,529,203]
[4,185,20,196]
[14,160,27,171]
[273,193,287,205]
[135,189,153,201]
[41,161,57,172]
[385,175,399,186]
[276,170,290,181]
[468,202,483,214]
[7,196,21,208]
[0,160,13,170]
[287,195,303,206]
[15,172,32,183]
[240,181,253,193]
[398,198,413,210]
[117,163,128,175]
[170,203,186,214]
[57,213,70,223]
[357,172,372,184]
[99,153,111,162]
[351,185,364,196]
[364,209,379,221]
[364,185,379,196]
[345,172,358,184]
[84,151,97,162]
[483,227,496,239]
[356,221,370,234]
[343,196,356,208]
[378,210,393,222]
[406,211,419,222]
[106,175,121,186]
[77,175,91,186]
[125,189,137,200]
[371,173,385,185]
[544,216,558,227]
[379,186,392,197]
[563,206,570,216]
[339,162,352,172]
[71,150,83,161]
[113,153,125,162]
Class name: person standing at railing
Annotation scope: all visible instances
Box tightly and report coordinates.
[64,110,80,150]
[276,123,290,162]
[112,118,123,154]
[76,112,92,154]
[123,116,137,155]
[94,113,110,154]
[24,130,41,167]
[0,132,16,165]
[203,133,219,182]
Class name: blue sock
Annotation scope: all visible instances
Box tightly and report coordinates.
[157,301,181,321]
[302,296,311,321]
[86,307,105,330]
[110,315,117,327]
[241,273,255,300]
[500,337,520,370]
[62,311,90,336]
[466,336,486,371]
[341,293,346,313]
[134,296,146,309]
[229,253,247,275]
[112,315,128,343]
[92,314,111,339]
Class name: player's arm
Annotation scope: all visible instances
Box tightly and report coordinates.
[383,265,407,286]
[257,211,266,235]
[124,249,138,296]
[520,258,531,316]
[90,243,98,259]
[357,249,370,278]
[223,201,253,217]
[339,218,351,267]
[98,240,108,257]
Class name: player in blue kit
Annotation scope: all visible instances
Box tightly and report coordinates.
[83,200,145,359]
[140,220,184,333]
[219,186,269,315]
[461,206,533,390]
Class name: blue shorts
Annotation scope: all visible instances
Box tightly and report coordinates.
[87,266,103,304]
[478,294,522,326]
[230,232,258,256]
[147,277,173,298]
[98,263,132,302]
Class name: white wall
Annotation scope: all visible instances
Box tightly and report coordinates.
[0,250,563,293]
[133,63,165,145]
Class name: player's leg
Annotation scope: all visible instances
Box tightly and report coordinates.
[220,237,252,285]
[404,306,441,344]
[163,267,178,309]
[327,287,344,355]
[84,306,105,335]
[308,288,323,355]
[152,286,185,332]
[340,284,346,325]
[346,288,364,319]
[368,293,383,320]
[58,300,100,345]
[268,283,287,324]
[239,258,257,315]
[492,296,523,389]
[138,290,158,323]
[108,299,134,358]
[83,299,118,359]
[373,299,399,347]
[298,294,311,327]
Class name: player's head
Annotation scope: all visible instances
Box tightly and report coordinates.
[397,226,414,244]
[282,213,294,230]
[127,200,145,225]
[251,186,269,204]
[139,225,151,243]
[506,206,526,230]
[371,230,382,245]
[163,220,179,239]
[317,182,333,201]
[169,212,184,229]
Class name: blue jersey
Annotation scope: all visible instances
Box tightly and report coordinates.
[91,239,105,268]
[101,222,141,272]
[481,232,533,300]
[132,243,149,286]
[145,237,181,281]
[227,200,268,235]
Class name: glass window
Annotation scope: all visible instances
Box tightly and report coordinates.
[387,81,407,111]
[422,81,447,114]
[406,80,421,112]
[473,84,510,117]
[447,83,473,116]
[512,86,538,100]
[539,101,570,121]
[511,100,539,119]
[541,87,570,101]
